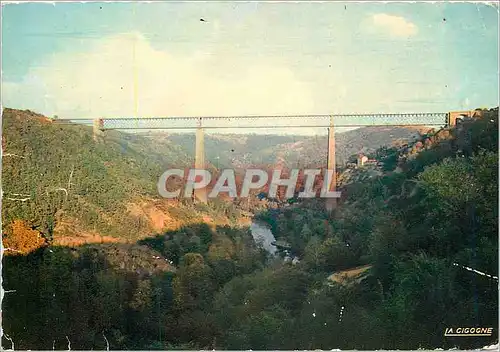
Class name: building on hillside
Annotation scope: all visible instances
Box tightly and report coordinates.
[357,154,368,166]
[357,154,378,167]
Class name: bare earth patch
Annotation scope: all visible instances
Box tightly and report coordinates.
[53,217,127,246]
[327,264,373,285]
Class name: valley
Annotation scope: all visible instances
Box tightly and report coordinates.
[1,107,498,350]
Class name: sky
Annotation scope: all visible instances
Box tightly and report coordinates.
[1,1,499,134]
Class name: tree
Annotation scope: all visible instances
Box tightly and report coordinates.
[3,220,46,254]
[173,253,216,311]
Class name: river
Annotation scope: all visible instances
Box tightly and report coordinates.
[250,221,277,256]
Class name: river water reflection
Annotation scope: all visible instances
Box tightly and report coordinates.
[250,221,277,256]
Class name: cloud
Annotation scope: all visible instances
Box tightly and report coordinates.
[2,32,315,119]
[371,13,418,38]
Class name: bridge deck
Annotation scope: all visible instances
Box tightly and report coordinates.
[54,112,448,130]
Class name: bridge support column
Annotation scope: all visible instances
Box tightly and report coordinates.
[326,116,337,212]
[93,118,104,142]
[194,118,208,203]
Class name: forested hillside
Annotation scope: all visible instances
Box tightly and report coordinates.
[256,107,499,349]
[2,112,267,349]
[1,107,498,350]
[1,108,249,249]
